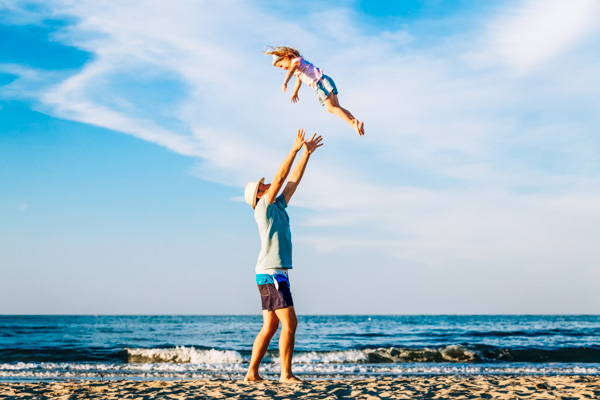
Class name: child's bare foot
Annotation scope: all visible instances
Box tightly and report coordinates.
[244,373,264,382]
[358,121,365,135]
[280,375,302,383]
[352,119,362,136]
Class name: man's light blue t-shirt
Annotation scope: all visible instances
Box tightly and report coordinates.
[254,194,292,273]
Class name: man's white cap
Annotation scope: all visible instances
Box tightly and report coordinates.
[244,178,265,209]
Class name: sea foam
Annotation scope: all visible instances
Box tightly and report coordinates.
[1,361,599,381]
[125,347,243,364]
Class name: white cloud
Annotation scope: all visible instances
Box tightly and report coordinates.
[380,30,414,46]
[470,0,600,74]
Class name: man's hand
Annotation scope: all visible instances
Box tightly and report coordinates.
[292,129,307,152]
[282,83,287,92]
[291,92,299,103]
[304,133,323,154]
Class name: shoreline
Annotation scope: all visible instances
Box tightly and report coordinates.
[1,375,599,399]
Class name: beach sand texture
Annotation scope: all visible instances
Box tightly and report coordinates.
[1,375,599,399]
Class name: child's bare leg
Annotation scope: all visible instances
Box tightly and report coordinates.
[330,94,355,119]
[332,94,364,135]
[323,94,364,136]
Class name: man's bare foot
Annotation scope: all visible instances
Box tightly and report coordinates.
[280,375,302,383]
[244,373,264,382]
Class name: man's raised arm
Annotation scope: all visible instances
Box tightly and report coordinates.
[282,133,323,205]
[264,129,307,204]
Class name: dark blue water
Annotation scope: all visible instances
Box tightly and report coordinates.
[1,315,599,380]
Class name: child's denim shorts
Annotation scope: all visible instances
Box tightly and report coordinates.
[315,75,338,105]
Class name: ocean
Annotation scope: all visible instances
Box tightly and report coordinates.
[1,315,598,381]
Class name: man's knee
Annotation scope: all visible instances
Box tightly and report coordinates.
[264,321,279,335]
[289,318,298,332]
[283,314,298,332]
[261,313,280,335]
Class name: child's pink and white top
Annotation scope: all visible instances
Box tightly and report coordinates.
[291,57,323,89]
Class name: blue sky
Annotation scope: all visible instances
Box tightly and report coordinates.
[1,0,599,314]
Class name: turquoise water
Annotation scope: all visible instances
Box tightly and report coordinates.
[1,315,599,380]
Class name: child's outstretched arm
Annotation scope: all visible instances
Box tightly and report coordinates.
[281,64,298,92]
[291,78,302,103]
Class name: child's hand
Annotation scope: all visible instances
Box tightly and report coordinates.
[291,92,299,103]
[292,129,306,152]
[282,83,287,92]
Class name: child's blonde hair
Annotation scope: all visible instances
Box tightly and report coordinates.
[264,46,302,60]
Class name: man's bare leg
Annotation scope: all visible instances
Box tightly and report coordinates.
[274,306,301,382]
[245,310,280,382]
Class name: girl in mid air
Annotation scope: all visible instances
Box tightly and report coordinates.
[265,46,364,136]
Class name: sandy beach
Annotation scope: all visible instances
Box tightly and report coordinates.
[1,375,598,399]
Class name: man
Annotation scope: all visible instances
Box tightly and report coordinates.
[243,129,323,383]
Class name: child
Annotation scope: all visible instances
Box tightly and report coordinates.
[265,46,364,136]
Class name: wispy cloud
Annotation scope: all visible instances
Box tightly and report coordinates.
[469,0,600,75]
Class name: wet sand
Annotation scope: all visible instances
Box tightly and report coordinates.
[1,375,599,399]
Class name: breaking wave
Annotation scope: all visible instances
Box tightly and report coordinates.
[121,345,600,364]
[2,345,599,381]
[2,345,599,366]
[291,345,600,364]
[124,347,243,364]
